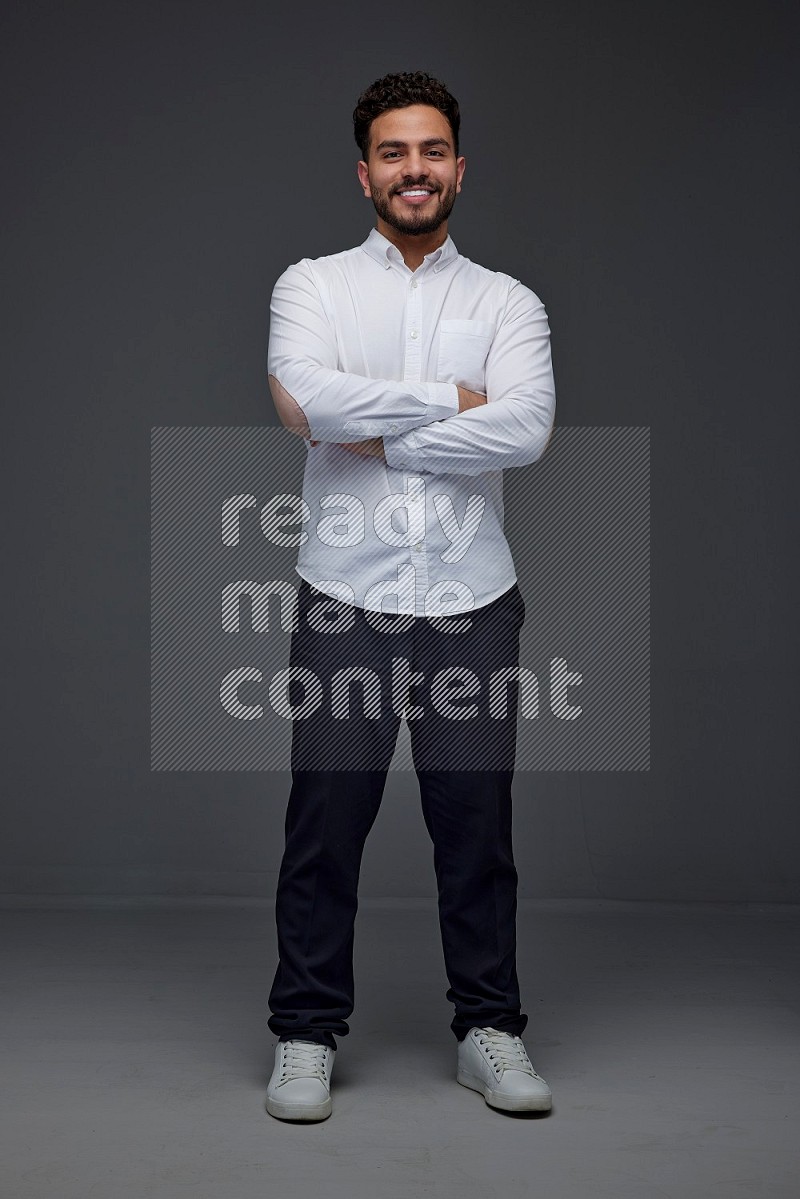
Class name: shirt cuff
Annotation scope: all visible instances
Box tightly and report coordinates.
[383,427,422,471]
[429,381,459,418]
[341,383,457,439]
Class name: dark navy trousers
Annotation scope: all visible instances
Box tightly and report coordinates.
[267,578,529,1051]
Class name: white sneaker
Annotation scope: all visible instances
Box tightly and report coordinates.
[266,1039,335,1122]
[457,1026,552,1112]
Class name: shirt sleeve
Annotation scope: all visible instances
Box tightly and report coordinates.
[382,281,556,477]
[267,259,459,441]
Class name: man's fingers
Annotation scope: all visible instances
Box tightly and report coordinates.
[336,439,384,459]
[457,385,488,413]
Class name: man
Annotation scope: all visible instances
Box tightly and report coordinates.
[265,71,556,1121]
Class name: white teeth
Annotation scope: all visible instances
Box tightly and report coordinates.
[399,190,431,196]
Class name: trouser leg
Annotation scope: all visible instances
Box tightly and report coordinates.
[416,768,527,1041]
[267,581,408,1048]
[267,767,389,1049]
[409,582,529,1041]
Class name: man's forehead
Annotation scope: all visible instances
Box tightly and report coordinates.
[371,105,452,142]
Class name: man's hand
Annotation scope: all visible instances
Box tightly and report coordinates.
[457,386,488,412]
[303,437,385,460]
[335,437,386,461]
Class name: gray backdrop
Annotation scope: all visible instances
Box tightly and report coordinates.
[2,0,797,900]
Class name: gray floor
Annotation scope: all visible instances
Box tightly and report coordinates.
[1,898,798,1199]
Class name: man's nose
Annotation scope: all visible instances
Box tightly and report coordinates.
[404,154,428,180]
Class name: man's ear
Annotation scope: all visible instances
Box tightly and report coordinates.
[357,160,371,199]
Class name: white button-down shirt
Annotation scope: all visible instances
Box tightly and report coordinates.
[267,226,556,617]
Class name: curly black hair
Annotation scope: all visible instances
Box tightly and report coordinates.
[353,71,460,161]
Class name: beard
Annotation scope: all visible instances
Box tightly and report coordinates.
[370,180,457,236]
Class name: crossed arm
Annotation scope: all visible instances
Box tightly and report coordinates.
[267,373,487,461]
[267,260,556,476]
[268,371,388,460]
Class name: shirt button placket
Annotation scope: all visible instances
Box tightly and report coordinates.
[403,272,428,611]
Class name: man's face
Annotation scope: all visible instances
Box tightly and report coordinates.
[357,104,465,237]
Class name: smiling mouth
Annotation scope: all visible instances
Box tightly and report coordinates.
[395,188,437,204]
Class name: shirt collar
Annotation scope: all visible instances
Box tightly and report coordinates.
[361,226,458,274]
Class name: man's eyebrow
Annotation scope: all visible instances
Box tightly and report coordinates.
[374,137,452,151]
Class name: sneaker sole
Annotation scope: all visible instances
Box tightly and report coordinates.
[265,1093,332,1122]
[457,1067,552,1112]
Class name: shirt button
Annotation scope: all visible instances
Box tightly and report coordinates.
[413,542,423,552]
[411,279,418,289]
[390,423,399,432]
[409,329,418,339]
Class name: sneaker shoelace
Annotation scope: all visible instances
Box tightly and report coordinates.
[476,1028,540,1077]
[280,1041,330,1082]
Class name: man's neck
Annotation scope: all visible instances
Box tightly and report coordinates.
[375,220,448,272]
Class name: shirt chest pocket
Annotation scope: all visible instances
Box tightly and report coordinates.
[436,319,495,393]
